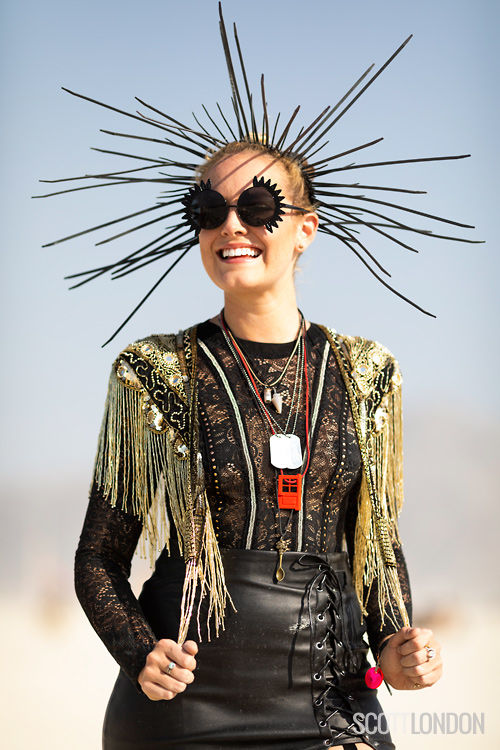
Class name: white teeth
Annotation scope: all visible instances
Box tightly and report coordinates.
[221,247,259,259]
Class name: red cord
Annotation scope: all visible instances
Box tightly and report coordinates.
[219,313,276,434]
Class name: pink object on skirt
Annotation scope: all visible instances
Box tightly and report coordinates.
[365,666,384,689]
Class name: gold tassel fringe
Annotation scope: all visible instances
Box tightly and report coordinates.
[92,366,232,640]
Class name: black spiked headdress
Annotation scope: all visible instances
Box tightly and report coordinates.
[36,2,479,345]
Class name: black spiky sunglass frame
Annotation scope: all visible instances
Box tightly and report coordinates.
[36,2,480,345]
[182,176,308,234]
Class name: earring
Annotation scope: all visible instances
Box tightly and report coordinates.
[298,243,304,250]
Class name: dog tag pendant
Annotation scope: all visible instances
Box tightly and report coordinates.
[270,434,302,469]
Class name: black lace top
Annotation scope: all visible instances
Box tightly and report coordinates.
[75,322,412,685]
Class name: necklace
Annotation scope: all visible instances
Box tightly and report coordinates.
[220,312,305,469]
[274,337,312,582]
[219,312,312,582]
[222,312,304,413]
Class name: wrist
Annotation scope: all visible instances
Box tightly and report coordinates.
[376,633,396,663]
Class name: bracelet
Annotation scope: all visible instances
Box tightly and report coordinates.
[376,633,396,663]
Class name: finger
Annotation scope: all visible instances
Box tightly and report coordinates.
[384,626,427,651]
[156,639,197,672]
[382,627,411,650]
[400,644,441,669]
[145,664,193,694]
[406,663,443,689]
[161,673,191,691]
[402,656,443,681]
[400,651,427,668]
[397,628,435,656]
[142,651,195,690]
[141,680,178,701]
[182,640,199,656]
[160,662,195,686]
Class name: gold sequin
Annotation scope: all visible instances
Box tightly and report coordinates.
[116,360,141,389]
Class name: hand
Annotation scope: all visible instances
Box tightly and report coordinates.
[138,639,198,701]
[378,627,442,691]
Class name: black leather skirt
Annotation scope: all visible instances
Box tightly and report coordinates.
[103,549,395,749]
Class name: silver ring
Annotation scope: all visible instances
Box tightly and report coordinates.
[426,647,436,660]
[166,660,176,676]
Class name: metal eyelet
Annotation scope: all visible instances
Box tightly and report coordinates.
[319,720,327,728]
[324,740,332,746]
[315,698,323,706]
[317,613,325,621]
[313,672,322,681]
[337,641,343,647]
[316,641,324,649]
[347,694,354,701]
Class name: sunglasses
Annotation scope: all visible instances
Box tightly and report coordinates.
[182,176,308,233]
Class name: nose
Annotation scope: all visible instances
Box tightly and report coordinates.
[220,205,247,235]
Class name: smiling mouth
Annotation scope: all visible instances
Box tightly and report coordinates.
[219,247,261,259]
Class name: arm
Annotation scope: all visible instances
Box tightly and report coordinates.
[77,347,204,698]
[74,487,158,685]
[345,488,442,689]
[75,487,198,697]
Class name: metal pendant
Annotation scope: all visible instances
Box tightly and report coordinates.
[275,537,291,582]
[271,391,283,413]
[263,387,272,404]
[269,434,302,469]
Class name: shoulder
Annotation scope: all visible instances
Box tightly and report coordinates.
[112,330,195,403]
[106,331,194,445]
[119,332,179,360]
[315,324,403,397]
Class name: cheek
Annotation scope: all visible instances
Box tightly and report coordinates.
[198,231,213,258]
[274,225,301,258]
[198,236,215,276]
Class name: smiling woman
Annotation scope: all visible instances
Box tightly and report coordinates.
[43,4,486,748]
[74,137,443,748]
[196,150,318,311]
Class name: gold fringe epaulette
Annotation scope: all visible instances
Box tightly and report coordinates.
[319,327,410,631]
[91,328,232,643]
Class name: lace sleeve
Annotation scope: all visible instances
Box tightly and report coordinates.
[74,488,158,687]
[344,483,413,658]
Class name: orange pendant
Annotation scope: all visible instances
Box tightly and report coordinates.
[277,473,302,510]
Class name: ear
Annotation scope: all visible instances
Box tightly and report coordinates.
[295,211,319,254]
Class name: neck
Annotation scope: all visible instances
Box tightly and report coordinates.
[218,294,304,343]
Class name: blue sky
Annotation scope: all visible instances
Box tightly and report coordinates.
[1,0,498,490]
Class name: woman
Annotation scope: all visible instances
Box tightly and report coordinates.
[41,8,479,748]
[75,140,442,749]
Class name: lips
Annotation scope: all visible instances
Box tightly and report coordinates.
[219,247,261,259]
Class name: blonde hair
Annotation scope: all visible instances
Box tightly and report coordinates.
[196,141,317,212]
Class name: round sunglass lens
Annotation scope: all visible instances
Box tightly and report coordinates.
[238,187,277,227]
[191,190,228,230]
